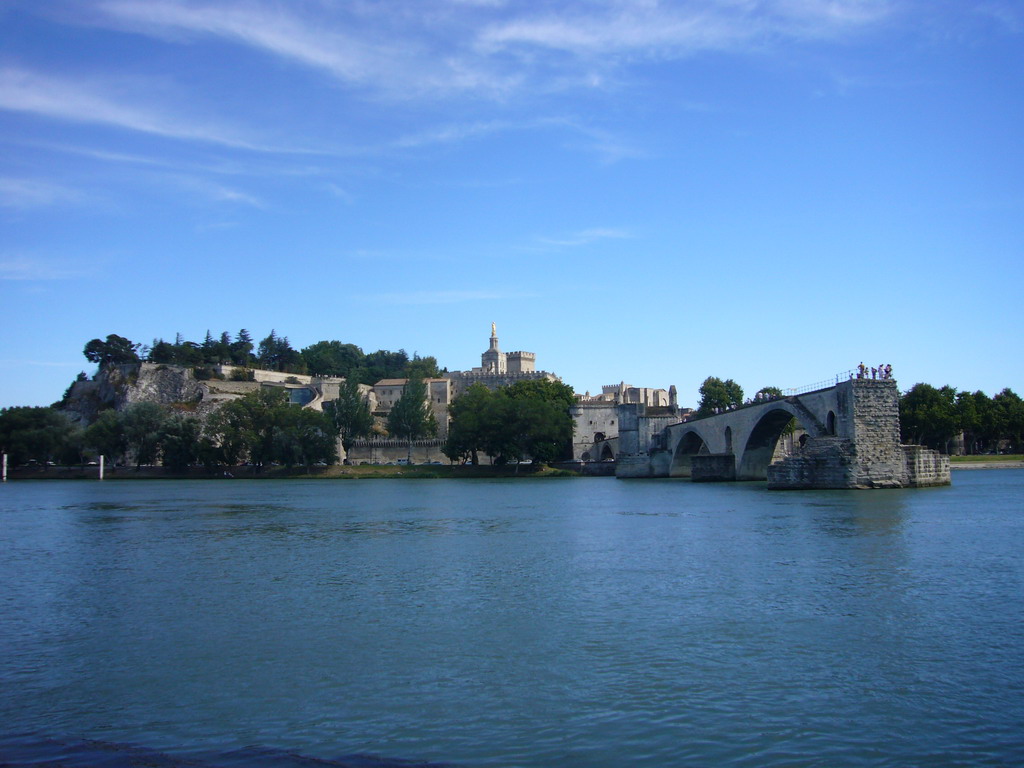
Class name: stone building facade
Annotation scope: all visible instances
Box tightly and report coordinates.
[570,382,681,462]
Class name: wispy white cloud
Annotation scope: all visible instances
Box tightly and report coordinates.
[0,66,311,153]
[92,0,893,102]
[538,228,632,247]
[163,174,266,208]
[0,255,88,281]
[479,0,892,57]
[96,0,519,98]
[0,177,81,209]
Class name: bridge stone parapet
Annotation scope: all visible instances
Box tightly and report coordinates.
[617,378,950,489]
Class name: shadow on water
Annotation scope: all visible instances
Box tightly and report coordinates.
[0,736,458,768]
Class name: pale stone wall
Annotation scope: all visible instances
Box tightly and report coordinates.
[570,402,620,460]
[345,439,450,465]
[448,370,557,398]
[581,383,672,407]
[902,445,952,487]
[369,378,451,440]
[507,351,536,373]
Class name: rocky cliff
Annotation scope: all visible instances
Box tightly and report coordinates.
[61,363,208,424]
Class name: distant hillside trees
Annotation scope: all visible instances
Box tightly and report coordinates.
[86,329,441,385]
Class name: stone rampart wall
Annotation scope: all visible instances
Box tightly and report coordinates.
[346,439,448,465]
[902,445,951,487]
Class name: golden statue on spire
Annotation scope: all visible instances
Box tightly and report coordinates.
[491,322,497,337]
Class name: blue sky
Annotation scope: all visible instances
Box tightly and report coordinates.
[1,0,1022,409]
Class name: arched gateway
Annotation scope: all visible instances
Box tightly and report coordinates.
[618,379,950,489]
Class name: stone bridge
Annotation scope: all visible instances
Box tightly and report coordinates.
[615,379,950,489]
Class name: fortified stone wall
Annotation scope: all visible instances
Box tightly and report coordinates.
[448,370,556,398]
[902,445,952,487]
[570,402,620,461]
[345,439,450,465]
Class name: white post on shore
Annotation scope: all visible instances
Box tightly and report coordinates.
[2,453,7,482]
[99,455,105,481]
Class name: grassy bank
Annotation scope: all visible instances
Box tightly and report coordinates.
[949,454,1024,470]
[949,454,1023,463]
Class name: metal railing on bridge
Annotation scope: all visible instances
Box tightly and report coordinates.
[783,370,856,397]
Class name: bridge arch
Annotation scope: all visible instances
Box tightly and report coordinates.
[670,429,711,477]
[736,404,824,480]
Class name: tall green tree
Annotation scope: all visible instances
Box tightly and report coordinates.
[160,413,202,471]
[503,378,577,408]
[231,329,255,366]
[121,402,168,469]
[388,377,437,461]
[443,383,494,465]
[301,340,364,378]
[406,353,443,380]
[899,383,958,452]
[696,377,744,417]
[323,378,374,457]
[258,330,305,373]
[0,406,79,466]
[272,407,338,470]
[85,409,128,465]
[215,387,292,468]
[443,381,574,467]
[993,388,1024,452]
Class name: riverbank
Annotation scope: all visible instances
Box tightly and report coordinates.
[2,463,583,481]
[950,455,1024,470]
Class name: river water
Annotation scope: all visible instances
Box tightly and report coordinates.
[1,473,1022,767]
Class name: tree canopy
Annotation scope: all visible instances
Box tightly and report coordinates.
[87,328,442,384]
[443,380,574,466]
[83,335,141,367]
[0,406,81,466]
[696,377,744,417]
[899,383,1024,454]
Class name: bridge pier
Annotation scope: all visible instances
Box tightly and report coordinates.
[616,379,950,489]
